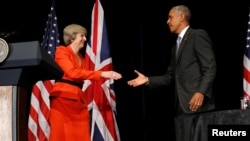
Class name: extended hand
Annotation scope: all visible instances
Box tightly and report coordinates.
[101,71,122,80]
[127,70,148,87]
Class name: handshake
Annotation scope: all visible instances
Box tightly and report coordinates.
[103,69,148,87]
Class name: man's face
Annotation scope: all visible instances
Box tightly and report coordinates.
[166,9,183,34]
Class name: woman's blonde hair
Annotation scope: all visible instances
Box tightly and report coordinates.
[63,24,87,45]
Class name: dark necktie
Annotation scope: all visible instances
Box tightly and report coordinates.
[176,36,182,57]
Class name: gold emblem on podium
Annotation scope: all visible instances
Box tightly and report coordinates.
[0,38,9,63]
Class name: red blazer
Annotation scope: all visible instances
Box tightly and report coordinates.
[50,45,102,100]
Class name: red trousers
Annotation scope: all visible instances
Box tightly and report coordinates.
[49,97,90,141]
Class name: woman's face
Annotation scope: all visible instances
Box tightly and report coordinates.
[72,33,87,48]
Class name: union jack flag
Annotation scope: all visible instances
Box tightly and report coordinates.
[243,9,250,100]
[27,0,59,140]
[82,0,120,140]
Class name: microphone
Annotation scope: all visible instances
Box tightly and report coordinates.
[0,31,17,39]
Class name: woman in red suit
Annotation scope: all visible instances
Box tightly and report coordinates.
[49,24,122,141]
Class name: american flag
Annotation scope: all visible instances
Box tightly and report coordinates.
[82,0,120,140]
[243,9,250,100]
[27,1,60,140]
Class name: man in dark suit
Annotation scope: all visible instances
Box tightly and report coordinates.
[127,5,216,141]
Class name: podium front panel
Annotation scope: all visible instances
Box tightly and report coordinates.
[0,86,12,140]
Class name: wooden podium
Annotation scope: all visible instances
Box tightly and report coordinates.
[0,41,63,141]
